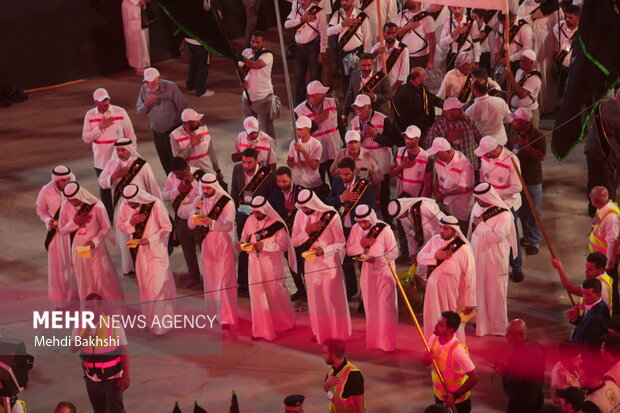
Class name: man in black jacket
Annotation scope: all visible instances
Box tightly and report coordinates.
[394,67,443,137]
[342,53,393,120]
[568,278,611,351]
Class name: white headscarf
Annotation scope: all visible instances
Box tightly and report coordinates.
[439,215,469,245]
[63,181,101,205]
[251,195,297,273]
[51,165,76,183]
[112,138,140,161]
[471,183,517,255]
[295,189,336,213]
[121,183,159,205]
[200,173,230,198]
[456,52,474,68]
[387,197,439,220]
[354,204,378,225]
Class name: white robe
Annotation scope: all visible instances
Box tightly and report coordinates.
[59,202,124,301]
[346,222,399,351]
[118,199,176,334]
[468,205,513,337]
[354,0,398,43]
[291,210,352,343]
[99,156,162,275]
[121,0,151,71]
[417,234,476,343]
[36,183,78,304]
[399,198,445,275]
[241,215,296,340]
[518,0,563,113]
[188,194,238,327]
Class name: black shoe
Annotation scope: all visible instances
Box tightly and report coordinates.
[290,291,307,301]
[520,238,531,247]
[525,245,539,255]
[357,301,365,314]
[238,289,250,298]
[123,271,136,278]
[509,271,524,283]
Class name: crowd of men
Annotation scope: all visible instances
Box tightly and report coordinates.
[31,0,620,411]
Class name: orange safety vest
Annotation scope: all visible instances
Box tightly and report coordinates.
[589,202,620,256]
[328,361,366,413]
[429,335,471,404]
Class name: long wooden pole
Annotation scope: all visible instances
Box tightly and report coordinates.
[509,157,576,305]
[503,0,511,93]
[375,0,395,118]
[387,263,456,413]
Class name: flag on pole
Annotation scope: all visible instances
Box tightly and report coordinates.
[230,390,240,413]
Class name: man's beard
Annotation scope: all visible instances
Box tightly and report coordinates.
[255,214,267,221]
[190,123,200,131]
[385,38,395,45]
[203,192,214,198]
[279,184,292,192]
[303,209,314,216]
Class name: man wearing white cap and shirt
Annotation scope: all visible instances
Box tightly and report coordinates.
[475,135,524,281]
[82,87,137,219]
[188,173,238,329]
[291,189,351,343]
[98,138,162,277]
[426,97,483,170]
[294,81,341,183]
[58,182,124,301]
[437,52,475,102]
[495,10,533,75]
[117,184,177,334]
[238,196,296,341]
[36,166,79,304]
[170,108,223,181]
[330,130,383,194]
[465,78,512,146]
[346,204,399,351]
[136,67,188,174]
[231,116,276,170]
[390,124,432,198]
[288,116,329,199]
[468,183,517,337]
[350,93,393,220]
[387,197,445,274]
[417,215,476,343]
[426,137,474,231]
[506,50,542,129]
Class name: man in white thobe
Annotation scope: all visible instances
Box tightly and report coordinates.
[387,197,445,275]
[188,173,239,329]
[117,184,176,335]
[291,189,352,344]
[58,182,124,301]
[36,166,78,304]
[468,183,517,337]
[238,196,296,341]
[346,205,399,352]
[121,0,150,75]
[418,216,476,343]
[98,138,161,277]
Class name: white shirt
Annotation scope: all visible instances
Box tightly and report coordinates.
[465,94,512,145]
[233,131,276,166]
[440,15,481,62]
[496,19,533,62]
[553,21,578,68]
[327,7,372,53]
[162,168,201,220]
[351,111,390,174]
[511,69,542,111]
[480,147,523,210]
[437,68,469,101]
[284,3,328,52]
[288,137,323,188]
[169,124,220,173]
[396,9,435,57]
[393,146,429,197]
[294,97,341,162]
[371,41,409,87]
[82,105,137,169]
[239,48,274,101]
[477,22,494,54]
[434,150,475,221]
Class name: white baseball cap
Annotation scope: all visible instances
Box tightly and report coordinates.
[474,135,499,157]
[295,116,312,129]
[402,125,421,139]
[511,107,532,122]
[425,137,452,156]
[307,80,329,95]
[344,130,361,143]
[181,108,204,122]
[143,67,160,82]
[352,94,372,108]
[93,88,110,102]
[243,116,259,133]
[522,49,536,62]
[443,97,464,111]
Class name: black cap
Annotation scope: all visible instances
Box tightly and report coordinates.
[283,394,305,407]
[555,387,584,409]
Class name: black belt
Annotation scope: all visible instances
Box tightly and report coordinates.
[297,38,320,48]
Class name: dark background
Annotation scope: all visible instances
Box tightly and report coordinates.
[0,0,283,90]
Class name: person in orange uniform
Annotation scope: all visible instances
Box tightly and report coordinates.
[322,339,365,413]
